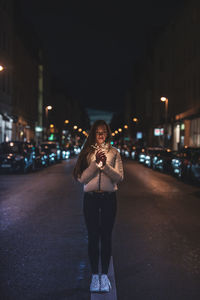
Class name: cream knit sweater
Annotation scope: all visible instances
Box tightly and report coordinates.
[78,145,124,192]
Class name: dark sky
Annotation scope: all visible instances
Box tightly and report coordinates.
[20,0,184,113]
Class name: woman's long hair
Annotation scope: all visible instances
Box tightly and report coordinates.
[73,120,112,180]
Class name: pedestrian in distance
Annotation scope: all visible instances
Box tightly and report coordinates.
[73,120,124,293]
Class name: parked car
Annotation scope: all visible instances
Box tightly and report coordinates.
[68,145,75,157]
[40,142,61,163]
[152,149,177,173]
[171,147,200,181]
[61,146,71,160]
[74,145,81,155]
[188,151,200,183]
[40,144,55,165]
[138,148,147,163]
[32,146,49,169]
[0,141,36,173]
[132,146,146,161]
[144,147,165,167]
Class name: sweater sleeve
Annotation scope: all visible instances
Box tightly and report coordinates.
[78,161,99,184]
[102,150,124,183]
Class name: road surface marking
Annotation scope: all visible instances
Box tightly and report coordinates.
[91,256,117,300]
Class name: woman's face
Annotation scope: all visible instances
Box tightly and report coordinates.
[95,125,108,145]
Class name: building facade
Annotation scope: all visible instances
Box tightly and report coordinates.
[12,7,39,143]
[0,0,14,142]
[0,1,50,144]
[133,0,200,150]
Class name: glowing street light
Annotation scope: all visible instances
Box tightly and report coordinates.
[0,65,5,72]
[118,128,122,132]
[112,133,115,136]
[78,128,82,132]
[160,97,168,102]
[50,124,54,128]
[64,119,69,124]
[73,125,78,130]
[132,117,138,122]
[124,125,128,129]
[115,130,118,134]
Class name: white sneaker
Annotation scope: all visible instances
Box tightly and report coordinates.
[90,274,100,292]
[100,274,111,292]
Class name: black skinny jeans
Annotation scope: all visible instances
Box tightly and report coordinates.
[83,191,117,274]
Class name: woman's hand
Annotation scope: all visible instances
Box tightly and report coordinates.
[96,149,107,166]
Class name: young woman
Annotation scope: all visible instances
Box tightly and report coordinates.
[73,120,124,293]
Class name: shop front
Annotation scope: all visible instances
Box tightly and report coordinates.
[0,113,13,143]
[175,106,200,149]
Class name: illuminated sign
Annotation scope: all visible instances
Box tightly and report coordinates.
[154,128,164,136]
[35,126,43,132]
[160,128,164,135]
[181,123,185,130]
[48,134,56,141]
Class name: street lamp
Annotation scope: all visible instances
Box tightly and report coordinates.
[0,65,5,72]
[45,105,53,140]
[45,105,52,121]
[132,117,138,122]
[160,97,169,146]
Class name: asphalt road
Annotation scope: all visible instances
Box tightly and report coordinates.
[0,159,90,300]
[114,159,200,300]
[1,158,200,300]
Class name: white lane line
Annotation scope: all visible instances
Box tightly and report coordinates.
[91,256,117,300]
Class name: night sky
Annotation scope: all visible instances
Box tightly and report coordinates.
[20,0,184,113]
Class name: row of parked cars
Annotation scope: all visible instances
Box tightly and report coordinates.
[0,141,79,174]
[120,144,200,184]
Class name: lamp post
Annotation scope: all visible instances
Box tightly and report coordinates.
[160,97,168,146]
[132,117,139,142]
[45,105,52,140]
